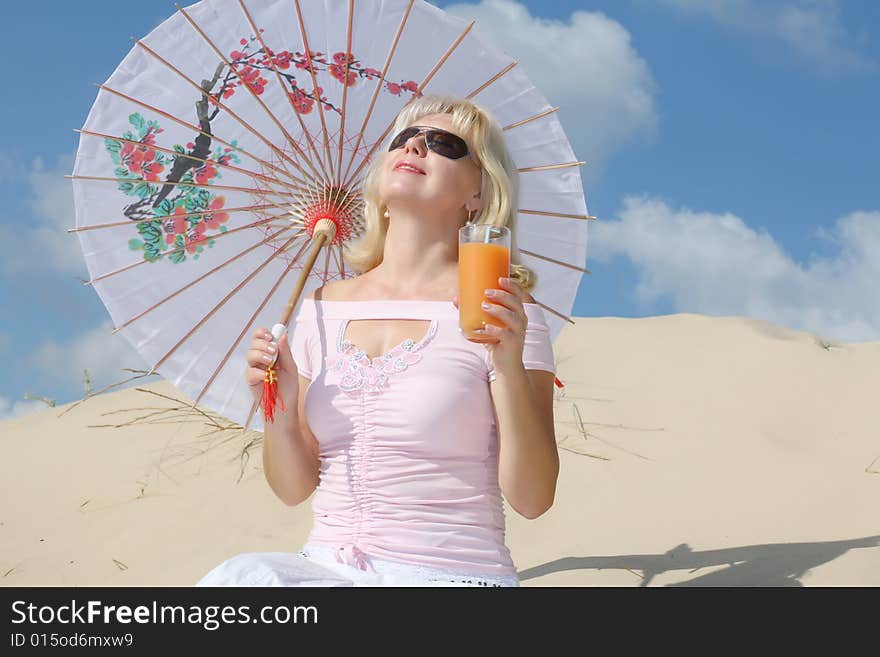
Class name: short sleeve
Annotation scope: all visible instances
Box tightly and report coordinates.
[486,304,556,383]
[289,309,313,380]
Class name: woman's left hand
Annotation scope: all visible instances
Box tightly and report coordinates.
[452,276,527,376]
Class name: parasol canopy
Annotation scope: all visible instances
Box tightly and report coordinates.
[69,0,592,433]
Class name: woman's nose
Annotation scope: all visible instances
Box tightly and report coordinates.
[404,133,427,154]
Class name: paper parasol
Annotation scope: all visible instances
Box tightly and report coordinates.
[69,0,593,433]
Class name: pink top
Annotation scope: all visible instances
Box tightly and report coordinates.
[288,298,556,578]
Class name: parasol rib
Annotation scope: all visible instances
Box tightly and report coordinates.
[519,161,587,173]
[503,107,559,131]
[325,0,356,222]
[532,300,576,325]
[518,248,590,275]
[465,60,518,100]
[519,209,597,221]
[66,174,299,200]
[335,0,355,187]
[68,203,276,233]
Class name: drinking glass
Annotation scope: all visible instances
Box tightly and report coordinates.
[458,224,511,343]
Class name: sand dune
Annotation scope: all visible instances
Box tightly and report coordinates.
[2,313,878,586]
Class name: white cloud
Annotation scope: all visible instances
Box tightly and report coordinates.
[442,0,659,179]
[0,152,25,184]
[651,0,874,73]
[590,195,880,343]
[0,395,46,421]
[0,152,85,276]
[30,320,152,399]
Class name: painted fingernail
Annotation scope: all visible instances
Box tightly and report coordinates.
[484,289,495,296]
[266,344,276,353]
[481,301,491,309]
[262,354,273,363]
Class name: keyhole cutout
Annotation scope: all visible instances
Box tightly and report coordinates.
[342,319,434,361]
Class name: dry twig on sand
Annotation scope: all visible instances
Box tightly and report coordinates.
[57,367,261,484]
[57,368,161,418]
[23,393,56,407]
[88,386,260,484]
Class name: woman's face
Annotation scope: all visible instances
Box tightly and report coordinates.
[378,112,483,219]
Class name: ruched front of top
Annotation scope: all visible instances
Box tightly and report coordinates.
[288,298,556,579]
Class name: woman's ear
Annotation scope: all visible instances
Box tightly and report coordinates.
[465,192,483,215]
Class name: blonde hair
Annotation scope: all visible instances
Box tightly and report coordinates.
[343,94,537,294]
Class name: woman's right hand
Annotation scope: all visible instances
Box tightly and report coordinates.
[246,326,300,415]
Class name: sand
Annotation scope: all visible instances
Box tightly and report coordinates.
[1,313,878,586]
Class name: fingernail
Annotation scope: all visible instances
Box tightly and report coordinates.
[262,354,273,363]
[267,344,276,353]
[484,289,495,296]
[481,301,491,309]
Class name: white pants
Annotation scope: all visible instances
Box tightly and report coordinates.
[195,547,520,587]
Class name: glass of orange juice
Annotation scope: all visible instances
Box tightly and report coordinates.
[459,224,511,343]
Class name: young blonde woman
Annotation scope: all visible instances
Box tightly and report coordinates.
[196,94,558,587]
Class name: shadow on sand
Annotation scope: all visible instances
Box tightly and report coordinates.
[517,535,880,586]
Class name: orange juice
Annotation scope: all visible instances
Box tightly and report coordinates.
[459,241,510,342]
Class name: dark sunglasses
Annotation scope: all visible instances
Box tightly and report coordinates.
[388,125,474,160]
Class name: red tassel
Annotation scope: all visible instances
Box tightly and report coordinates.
[262,363,286,423]
[554,376,564,388]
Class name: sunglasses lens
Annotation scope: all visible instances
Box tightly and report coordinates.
[428,131,468,159]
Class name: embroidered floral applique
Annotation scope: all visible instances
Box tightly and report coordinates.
[324,320,437,395]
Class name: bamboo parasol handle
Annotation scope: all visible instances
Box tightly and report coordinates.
[244,218,338,431]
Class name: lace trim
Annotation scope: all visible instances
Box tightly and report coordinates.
[324,319,438,395]
[298,546,519,587]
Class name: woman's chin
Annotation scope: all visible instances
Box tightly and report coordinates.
[380,189,437,208]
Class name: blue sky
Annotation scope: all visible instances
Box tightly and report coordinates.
[0,0,877,418]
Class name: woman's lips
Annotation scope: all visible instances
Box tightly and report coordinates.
[394,163,426,174]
